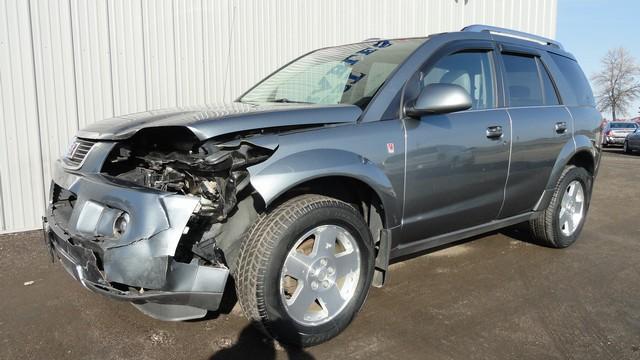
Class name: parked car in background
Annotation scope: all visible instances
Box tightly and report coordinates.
[602,122,638,147]
[624,128,640,154]
[44,25,601,346]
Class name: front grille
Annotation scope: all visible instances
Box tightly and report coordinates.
[64,138,97,168]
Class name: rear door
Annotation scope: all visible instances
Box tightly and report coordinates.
[497,46,574,217]
[400,41,512,243]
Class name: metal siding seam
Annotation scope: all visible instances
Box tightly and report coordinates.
[26,0,46,228]
[139,0,148,109]
[105,0,116,117]
[68,0,80,131]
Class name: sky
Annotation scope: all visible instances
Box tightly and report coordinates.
[556,0,640,120]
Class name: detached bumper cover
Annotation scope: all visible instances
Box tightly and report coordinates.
[45,160,229,320]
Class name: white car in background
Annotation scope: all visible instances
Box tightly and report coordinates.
[602,122,638,147]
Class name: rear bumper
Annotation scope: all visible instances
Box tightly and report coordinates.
[45,160,229,321]
[604,136,626,145]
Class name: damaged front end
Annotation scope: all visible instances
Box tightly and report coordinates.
[44,127,276,321]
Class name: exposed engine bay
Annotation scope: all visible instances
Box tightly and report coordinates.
[102,128,274,222]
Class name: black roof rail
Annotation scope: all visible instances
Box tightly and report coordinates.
[462,24,563,49]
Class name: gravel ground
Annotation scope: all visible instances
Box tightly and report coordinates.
[1,149,639,360]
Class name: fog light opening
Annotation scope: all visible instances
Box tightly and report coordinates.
[113,212,130,238]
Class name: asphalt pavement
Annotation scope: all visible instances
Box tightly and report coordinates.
[1,149,639,360]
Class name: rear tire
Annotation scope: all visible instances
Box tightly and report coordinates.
[528,165,592,248]
[234,194,374,347]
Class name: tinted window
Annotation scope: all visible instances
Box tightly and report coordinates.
[538,59,560,105]
[421,51,495,110]
[502,54,543,107]
[549,53,595,107]
[609,123,637,129]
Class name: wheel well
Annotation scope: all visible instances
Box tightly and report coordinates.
[567,151,595,175]
[277,176,387,228]
[275,176,390,287]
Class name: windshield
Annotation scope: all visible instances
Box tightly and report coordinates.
[609,123,637,129]
[240,39,425,109]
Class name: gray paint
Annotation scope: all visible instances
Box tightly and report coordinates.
[44,28,601,321]
[76,103,362,141]
[405,83,473,116]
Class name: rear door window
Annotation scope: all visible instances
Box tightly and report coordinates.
[502,54,544,107]
[537,59,560,105]
[610,123,637,129]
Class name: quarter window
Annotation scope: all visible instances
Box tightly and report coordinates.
[549,53,596,107]
[421,51,495,110]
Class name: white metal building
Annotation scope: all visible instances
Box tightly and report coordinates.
[0,0,558,233]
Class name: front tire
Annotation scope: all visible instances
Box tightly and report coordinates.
[624,141,632,154]
[528,165,592,248]
[234,195,374,347]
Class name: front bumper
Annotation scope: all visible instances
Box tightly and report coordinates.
[45,159,229,321]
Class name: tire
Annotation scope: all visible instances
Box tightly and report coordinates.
[624,141,632,154]
[234,194,375,347]
[528,165,592,248]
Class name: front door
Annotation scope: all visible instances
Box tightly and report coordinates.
[400,45,511,243]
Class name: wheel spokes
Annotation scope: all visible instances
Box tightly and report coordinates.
[559,180,586,236]
[318,284,343,315]
[280,224,361,326]
[312,226,339,258]
[334,250,359,278]
[283,251,313,279]
[286,284,317,320]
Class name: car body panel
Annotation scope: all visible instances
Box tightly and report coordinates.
[498,106,574,217]
[248,120,406,228]
[401,109,512,242]
[626,128,640,150]
[77,103,362,141]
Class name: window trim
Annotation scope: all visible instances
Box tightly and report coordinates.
[400,40,503,117]
[535,57,563,105]
[499,51,564,108]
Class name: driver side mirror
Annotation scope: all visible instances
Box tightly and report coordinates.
[405,83,473,118]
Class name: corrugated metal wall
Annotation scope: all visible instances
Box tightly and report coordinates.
[0,0,557,233]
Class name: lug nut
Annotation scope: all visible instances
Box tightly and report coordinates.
[320,258,327,266]
[322,280,330,288]
[327,267,335,275]
[311,281,318,290]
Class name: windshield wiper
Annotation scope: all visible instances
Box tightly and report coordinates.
[269,98,311,104]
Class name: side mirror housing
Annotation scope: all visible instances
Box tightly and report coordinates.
[405,83,473,117]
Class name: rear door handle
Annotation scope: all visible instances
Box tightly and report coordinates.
[486,125,503,139]
[555,121,568,134]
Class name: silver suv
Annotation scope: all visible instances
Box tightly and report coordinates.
[44,25,602,346]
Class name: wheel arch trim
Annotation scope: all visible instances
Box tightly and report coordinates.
[534,135,597,211]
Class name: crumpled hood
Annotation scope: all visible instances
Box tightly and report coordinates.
[77,102,362,141]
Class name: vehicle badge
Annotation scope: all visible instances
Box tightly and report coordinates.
[386,142,395,154]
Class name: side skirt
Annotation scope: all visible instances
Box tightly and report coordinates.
[389,212,536,259]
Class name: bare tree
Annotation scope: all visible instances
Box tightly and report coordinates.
[591,48,640,120]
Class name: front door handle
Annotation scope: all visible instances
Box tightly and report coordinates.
[486,125,503,139]
[555,121,568,134]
